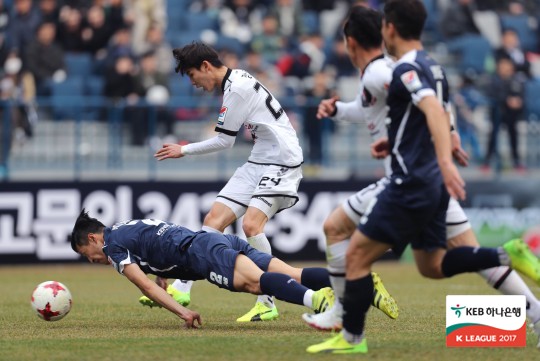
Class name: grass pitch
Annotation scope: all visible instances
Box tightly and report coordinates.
[1,262,538,361]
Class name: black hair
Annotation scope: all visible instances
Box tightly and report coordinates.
[343,6,383,50]
[70,209,105,253]
[172,41,223,75]
[383,0,427,40]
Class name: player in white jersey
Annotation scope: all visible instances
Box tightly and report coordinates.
[303,6,540,348]
[150,42,308,322]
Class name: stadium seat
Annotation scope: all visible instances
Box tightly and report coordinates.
[215,35,246,55]
[499,14,538,53]
[50,77,85,120]
[166,30,201,48]
[169,75,192,96]
[446,35,493,75]
[64,53,93,77]
[185,12,218,32]
[525,78,540,120]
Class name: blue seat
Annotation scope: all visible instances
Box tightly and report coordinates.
[85,76,104,97]
[215,35,246,55]
[50,77,85,119]
[500,14,538,53]
[185,12,218,31]
[525,78,540,120]
[166,30,201,48]
[169,75,192,96]
[446,35,493,74]
[64,53,93,77]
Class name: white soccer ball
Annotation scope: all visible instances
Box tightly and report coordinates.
[31,281,72,321]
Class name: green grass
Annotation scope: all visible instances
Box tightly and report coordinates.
[1,263,539,361]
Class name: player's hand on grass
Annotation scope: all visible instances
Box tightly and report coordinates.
[154,143,184,160]
[317,96,339,119]
[182,309,202,329]
[371,137,390,159]
[450,131,469,167]
[440,161,466,201]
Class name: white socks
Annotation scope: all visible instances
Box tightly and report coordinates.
[171,279,193,293]
[303,289,315,308]
[326,240,349,311]
[247,233,274,307]
[479,266,540,323]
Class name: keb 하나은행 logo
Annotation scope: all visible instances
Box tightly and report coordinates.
[446,295,526,347]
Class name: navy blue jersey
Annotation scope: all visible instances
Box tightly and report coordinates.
[103,219,205,280]
[386,50,449,184]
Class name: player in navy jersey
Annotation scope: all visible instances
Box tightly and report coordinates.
[306,0,540,354]
[147,42,305,322]
[70,209,334,329]
[305,6,540,345]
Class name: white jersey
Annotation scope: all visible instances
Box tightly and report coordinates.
[333,55,393,175]
[217,69,303,167]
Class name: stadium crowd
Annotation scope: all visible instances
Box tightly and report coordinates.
[1,0,540,172]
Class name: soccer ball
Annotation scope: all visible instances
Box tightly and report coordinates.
[31,281,72,321]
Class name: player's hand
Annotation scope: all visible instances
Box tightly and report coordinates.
[450,131,469,167]
[182,310,202,329]
[155,276,167,290]
[371,137,390,159]
[440,161,466,201]
[154,143,184,160]
[317,96,339,119]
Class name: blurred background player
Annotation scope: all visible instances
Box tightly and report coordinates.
[70,209,335,328]
[148,42,309,323]
[306,0,540,354]
[304,6,540,343]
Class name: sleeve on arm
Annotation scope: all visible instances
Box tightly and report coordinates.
[215,91,249,135]
[397,64,435,106]
[107,246,133,275]
[181,132,236,155]
[334,94,365,123]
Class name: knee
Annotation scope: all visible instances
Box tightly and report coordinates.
[323,218,339,238]
[242,219,262,237]
[244,280,262,295]
[417,263,445,279]
[203,211,224,231]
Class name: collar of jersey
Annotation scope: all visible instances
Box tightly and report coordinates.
[221,68,232,94]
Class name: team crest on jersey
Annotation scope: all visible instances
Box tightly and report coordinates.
[218,106,228,125]
[400,70,422,92]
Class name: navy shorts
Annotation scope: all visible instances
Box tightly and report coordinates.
[358,178,450,255]
[185,232,273,291]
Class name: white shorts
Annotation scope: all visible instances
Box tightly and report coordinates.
[216,162,302,219]
[342,178,471,240]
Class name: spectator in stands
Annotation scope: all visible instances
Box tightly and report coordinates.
[495,28,531,79]
[324,37,358,77]
[0,0,10,67]
[298,32,326,75]
[104,0,126,35]
[7,0,42,60]
[0,54,36,146]
[134,51,174,144]
[25,22,66,96]
[220,0,264,45]
[57,7,84,52]
[135,24,172,75]
[250,14,285,64]
[453,75,487,164]
[439,0,481,40]
[39,0,60,28]
[81,5,114,56]
[303,71,334,171]
[104,55,145,145]
[483,57,526,172]
[268,0,306,38]
[125,0,166,56]
[103,26,134,70]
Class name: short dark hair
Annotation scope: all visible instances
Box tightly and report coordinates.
[384,0,427,40]
[343,6,382,50]
[172,42,223,75]
[70,209,105,253]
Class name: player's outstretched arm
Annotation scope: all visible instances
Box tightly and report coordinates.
[418,96,466,201]
[123,264,202,329]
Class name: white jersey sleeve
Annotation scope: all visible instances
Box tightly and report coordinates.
[181,132,235,155]
[334,92,366,124]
